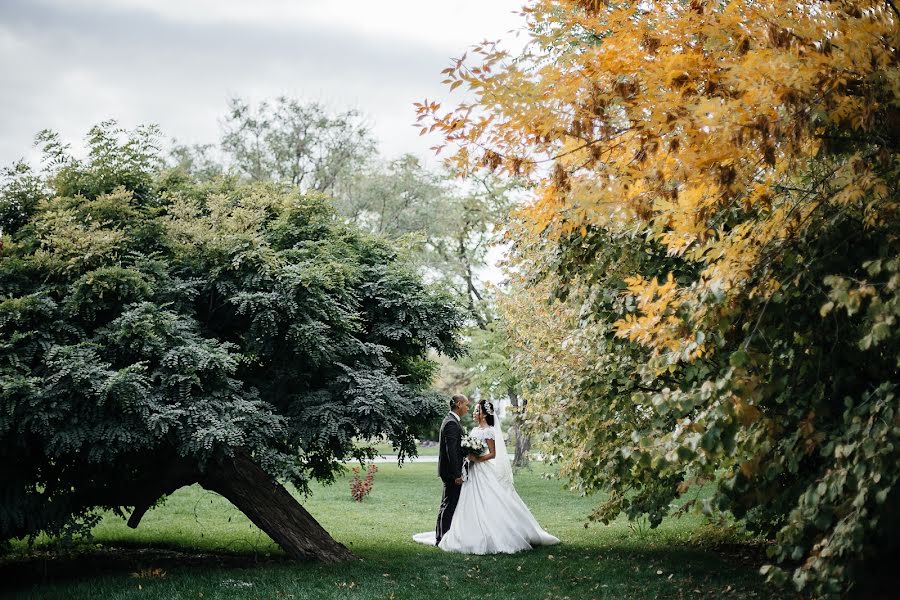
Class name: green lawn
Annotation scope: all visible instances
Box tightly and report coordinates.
[2,463,782,599]
[366,442,440,458]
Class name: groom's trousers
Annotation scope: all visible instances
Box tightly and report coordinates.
[435,479,461,544]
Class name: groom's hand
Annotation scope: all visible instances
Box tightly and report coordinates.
[454,477,464,485]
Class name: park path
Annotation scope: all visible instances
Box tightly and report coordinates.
[368,455,437,463]
[360,454,544,464]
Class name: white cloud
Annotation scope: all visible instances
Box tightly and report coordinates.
[0,0,527,166]
[55,0,524,52]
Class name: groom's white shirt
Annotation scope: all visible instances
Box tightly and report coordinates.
[448,411,460,422]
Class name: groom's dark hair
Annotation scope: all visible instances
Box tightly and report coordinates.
[450,394,468,411]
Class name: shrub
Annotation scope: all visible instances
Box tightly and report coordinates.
[349,464,378,502]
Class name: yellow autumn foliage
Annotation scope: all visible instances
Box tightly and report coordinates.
[420,0,898,365]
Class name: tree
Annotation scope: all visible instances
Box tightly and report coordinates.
[0,122,463,561]
[459,319,531,466]
[420,0,900,595]
[168,142,224,182]
[333,154,445,238]
[221,97,375,195]
[337,157,528,452]
[500,220,699,510]
[181,99,509,330]
[176,97,520,442]
[418,172,514,330]
[337,156,513,330]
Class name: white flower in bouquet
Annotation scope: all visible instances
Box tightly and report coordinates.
[460,435,487,456]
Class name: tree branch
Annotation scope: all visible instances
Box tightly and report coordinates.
[126,462,199,528]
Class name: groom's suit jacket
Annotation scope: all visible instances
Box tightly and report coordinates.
[438,412,464,483]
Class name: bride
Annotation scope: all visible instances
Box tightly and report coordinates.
[413,399,559,554]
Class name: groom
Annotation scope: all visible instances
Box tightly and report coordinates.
[435,393,470,544]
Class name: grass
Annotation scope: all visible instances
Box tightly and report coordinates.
[1,462,783,600]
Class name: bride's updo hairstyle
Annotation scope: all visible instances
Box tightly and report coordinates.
[478,399,496,427]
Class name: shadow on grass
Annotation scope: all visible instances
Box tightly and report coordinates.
[0,537,775,595]
[0,542,292,592]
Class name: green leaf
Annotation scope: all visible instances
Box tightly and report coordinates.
[729,350,749,368]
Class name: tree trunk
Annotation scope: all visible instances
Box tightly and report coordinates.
[457,230,488,330]
[507,386,531,468]
[199,451,355,562]
[513,423,532,468]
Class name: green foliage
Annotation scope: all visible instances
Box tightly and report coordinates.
[333,154,443,238]
[507,153,900,596]
[220,97,375,194]
[504,224,690,496]
[458,322,518,396]
[40,122,162,200]
[172,98,514,331]
[0,124,463,547]
[0,162,46,235]
[334,155,515,329]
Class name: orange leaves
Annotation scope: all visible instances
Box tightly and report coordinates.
[613,273,689,357]
[798,411,821,456]
[412,99,442,126]
[732,396,762,427]
[420,0,899,360]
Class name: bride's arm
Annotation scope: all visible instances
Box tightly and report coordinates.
[475,438,496,462]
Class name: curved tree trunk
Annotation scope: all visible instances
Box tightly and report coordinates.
[124,451,354,562]
[198,452,354,563]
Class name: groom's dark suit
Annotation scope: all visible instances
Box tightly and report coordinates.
[436,411,464,543]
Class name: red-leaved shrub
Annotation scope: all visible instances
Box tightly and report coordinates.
[349,464,378,502]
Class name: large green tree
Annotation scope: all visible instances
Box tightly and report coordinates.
[0,122,463,561]
[174,97,521,441]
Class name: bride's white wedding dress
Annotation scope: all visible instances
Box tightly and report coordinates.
[413,425,559,554]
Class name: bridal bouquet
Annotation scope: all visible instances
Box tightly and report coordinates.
[460,435,487,457]
[460,435,486,481]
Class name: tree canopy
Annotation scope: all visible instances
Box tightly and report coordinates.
[173,98,512,331]
[0,122,463,560]
[219,96,375,194]
[421,0,900,595]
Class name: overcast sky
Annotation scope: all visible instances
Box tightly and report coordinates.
[0,0,525,167]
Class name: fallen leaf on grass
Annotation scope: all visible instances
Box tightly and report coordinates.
[131,567,167,579]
